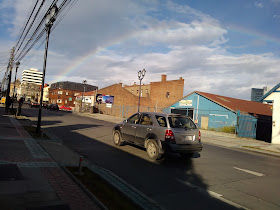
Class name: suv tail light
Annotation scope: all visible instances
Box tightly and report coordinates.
[165,130,175,143]
[198,130,201,142]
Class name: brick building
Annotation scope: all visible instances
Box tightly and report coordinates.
[96,75,184,117]
[122,75,184,108]
[49,81,97,107]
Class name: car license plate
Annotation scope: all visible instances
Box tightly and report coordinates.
[184,135,194,141]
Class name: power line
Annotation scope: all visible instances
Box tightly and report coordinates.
[15,0,58,61]
[12,0,79,68]
[16,0,75,63]
[14,0,40,50]
[14,0,47,57]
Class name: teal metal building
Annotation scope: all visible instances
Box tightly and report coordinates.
[163,91,272,139]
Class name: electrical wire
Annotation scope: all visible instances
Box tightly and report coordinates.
[14,0,40,50]
[16,0,74,62]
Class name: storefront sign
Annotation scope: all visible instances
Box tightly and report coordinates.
[179,100,192,106]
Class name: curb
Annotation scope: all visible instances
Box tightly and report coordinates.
[61,166,109,210]
[239,146,280,158]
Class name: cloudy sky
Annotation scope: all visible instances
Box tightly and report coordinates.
[0,0,280,100]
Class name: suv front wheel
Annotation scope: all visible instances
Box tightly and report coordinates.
[146,139,161,160]
[113,130,123,146]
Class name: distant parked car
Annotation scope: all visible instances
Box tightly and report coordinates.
[112,112,202,160]
[47,104,59,111]
[29,101,39,108]
[59,105,72,111]
[42,103,48,109]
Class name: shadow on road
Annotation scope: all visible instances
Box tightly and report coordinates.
[19,110,239,210]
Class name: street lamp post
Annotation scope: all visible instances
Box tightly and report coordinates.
[81,80,87,112]
[12,61,20,109]
[137,69,146,112]
[36,5,58,133]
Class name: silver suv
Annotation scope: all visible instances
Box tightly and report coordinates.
[112,112,202,160]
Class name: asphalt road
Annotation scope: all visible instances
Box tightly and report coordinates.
[22,105,280,210]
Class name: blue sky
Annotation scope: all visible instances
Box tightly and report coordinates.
[0,0,279,100]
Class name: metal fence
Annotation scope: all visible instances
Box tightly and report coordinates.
[77,104,271,141]
[93,104,165,119]
[236,111,257,139]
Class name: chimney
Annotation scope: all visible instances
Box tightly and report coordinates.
[161,74,167,82]
[179,77,183,80]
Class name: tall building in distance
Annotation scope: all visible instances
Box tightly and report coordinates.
[251,86,271,102]
[22,68,43,85]
[19,68,43,101]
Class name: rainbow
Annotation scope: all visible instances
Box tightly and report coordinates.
[49,29,142,83]
[226,24,280,45]
[49,23,280,84]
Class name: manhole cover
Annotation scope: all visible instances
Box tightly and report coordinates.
[0,164,24,181]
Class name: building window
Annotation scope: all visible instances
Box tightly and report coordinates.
[57,99,62,103]
[65,100,67,104]
[66,92,68,95]
[166,92,170,98]
[58,91,63,94]
[132,90,134,94]
[145,89,148,93]
[74,93,79,96]
[141,90,143,97]
[137,90,139,94]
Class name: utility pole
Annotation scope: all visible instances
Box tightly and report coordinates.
[5,47,15,112]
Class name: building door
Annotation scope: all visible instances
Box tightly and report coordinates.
[201,116,209,129]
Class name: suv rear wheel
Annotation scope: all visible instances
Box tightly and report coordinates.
[146,139,161,160]
[113,130,123,146]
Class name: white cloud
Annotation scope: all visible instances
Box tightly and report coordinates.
[1,0,280,101]
[254,2,264,8]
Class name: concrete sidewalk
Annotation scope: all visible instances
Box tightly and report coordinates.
[0,107,101,209]
[76,112,280,158]
[0,106,163,210]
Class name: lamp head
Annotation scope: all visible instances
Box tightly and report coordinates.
[46,4,58,26]
[16,61,20,66]
[142,69,146,77]
[138,70,142,79]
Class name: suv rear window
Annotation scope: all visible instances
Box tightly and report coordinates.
[168,116,196,129]
[156,115,167,127]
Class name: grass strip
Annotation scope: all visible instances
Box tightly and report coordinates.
[23,126,50,140]
[66,166,141,210]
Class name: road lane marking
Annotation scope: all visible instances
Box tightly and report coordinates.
[233,167,264,177]
[176,179,248,209]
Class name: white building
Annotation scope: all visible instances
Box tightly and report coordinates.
[19,68,43,101]
[22,68,43,85]
[43,84,50,102]
[260,83,280,144]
